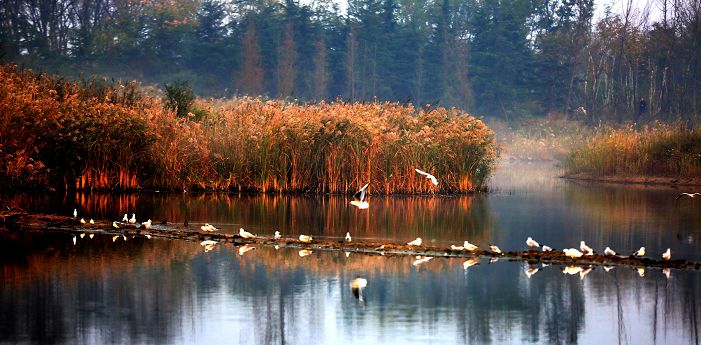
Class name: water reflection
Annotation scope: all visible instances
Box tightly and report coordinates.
[1,232,700,344]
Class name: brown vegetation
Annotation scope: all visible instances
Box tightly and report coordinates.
[0,65,497,193]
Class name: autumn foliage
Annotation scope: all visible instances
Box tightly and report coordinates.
[0,65,497,193]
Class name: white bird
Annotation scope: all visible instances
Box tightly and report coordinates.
[637,267,645,277]
[662,248,671,261]
[584,248,594,256]
[604,247,617,256]
[525,266,540,278]
[526,237,540,248]
[450,244,464,251]
[662,268,671,279]
[542,245,552,252]
[73,209,77,218]
[350,183,370,209]
[122,214,128,222]
[89,219,95,224]
[142,219,152,229]
[345,232,352,242]
[89,234,94,239]
[299,234,313,243]
[563,248,584,258]
[80,218,86,224]
[633,247,646,257]
[129,213,136,224]
[112,221,119,229]
[238,244,256,256]
[580,241,593,254]
[412,256,433,266]
[201,223,217,232]
[463,258,480,269]
[80,233,85,238]
[239,228,256,239]
[274,231,281,240]
[463,241,479,252]
[415,168,438,185]
[72,235,77,245]
[563,266,583,275]
[676,192,701,200]
[299,249,313,257]
[489,244,502,254]
[407,237,422,246]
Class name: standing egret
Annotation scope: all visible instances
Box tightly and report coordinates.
[604,247,617,256]
[129,214,136,224]
[239,228,256,239]
[345,232,352,242]
[122,214,128,222]
[580,241,593,254]
[274,231,281,240]
[407,238,422,246]
[633,247,646,257]
[662,248,671,261]
[80,218,86,224]
[526,237,540,248]
[350,183,370,209]
[89,219,95,224]
[489,244,502,254]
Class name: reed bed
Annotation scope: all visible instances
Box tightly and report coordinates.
[565,123,701,178]
[0,65,497,193]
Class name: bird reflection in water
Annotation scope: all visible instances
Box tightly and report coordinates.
[350,278,368,303]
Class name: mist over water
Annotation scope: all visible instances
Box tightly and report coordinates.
[2,161,701,344]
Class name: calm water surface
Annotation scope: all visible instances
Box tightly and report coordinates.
[2,162,701,344]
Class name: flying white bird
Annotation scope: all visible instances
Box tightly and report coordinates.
[112,221,119,229]
[129,213,136,224]
[299,249,313,257]
[415,168,438,185]
[463,241,479,252]
[542,245,553,252]
[633,247,646,257]
[604,247,617,256]
[89,219,95,224]
[526,237,540,248]
[489,244,502,254]
[676,192,701,200]
[73,209,77,218]
[563,248,584,258]
[238,244,256,256]
[463,258,480,269]
[412,256,433,266]
[662,268,671,279]
[662,248,671,261]
[122,214,128,222]
[274,231,281,240]
[239,228,256,239]
[345,232,352,242]
[299,234,313,243]
[350,183,370,209]
[580,241,593,254]
[407,237,422,246]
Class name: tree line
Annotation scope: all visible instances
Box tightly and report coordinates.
[1,0,700,122]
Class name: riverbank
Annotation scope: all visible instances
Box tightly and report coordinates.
[562,173,701,187]
[0,65,496,194]
[2,210,697,271]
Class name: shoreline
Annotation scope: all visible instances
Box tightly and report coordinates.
[561,173,701,188]
[1,210,698,271]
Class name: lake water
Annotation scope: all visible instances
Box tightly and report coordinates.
[1,162,701,344]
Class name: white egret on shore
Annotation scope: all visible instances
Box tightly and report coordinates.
[142,219,152,229]
[80,218,86,224]
[274,231,281,240]
[407,238,422,246]
[580,241,593,254]
[633,247,646,257]
[463,241,478,252]
[73,209,77,218]
[122,214,128,222]
[350,183,370,209]
[239,228,256,239]
[604,247,616,256]
[662,248,671,261]
[89,219,94,224]
[299,234,313,243]
[542,245,552,252]
[414,168,438,185]
[526,237,539,248]
[129,213,136,224]
[345,232,352,242]
[563,248,584,258]
[489,244,502,254]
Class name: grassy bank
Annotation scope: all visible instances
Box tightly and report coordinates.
[564,123,701,179]
[0,65,497,193]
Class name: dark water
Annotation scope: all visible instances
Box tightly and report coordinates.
[2,162,701,344]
